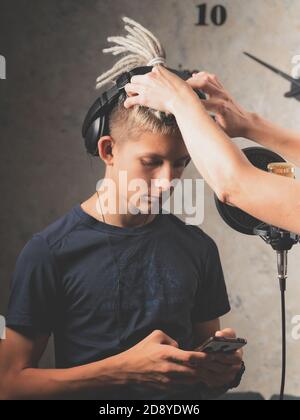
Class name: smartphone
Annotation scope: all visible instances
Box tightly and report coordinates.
[194,336,247,354]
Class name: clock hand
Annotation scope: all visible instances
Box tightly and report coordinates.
[285,87,300,98]
[243,52,300,92]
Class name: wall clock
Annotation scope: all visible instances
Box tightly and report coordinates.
[244,52,300,101]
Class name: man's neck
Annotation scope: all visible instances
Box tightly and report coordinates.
[80,192,157,228]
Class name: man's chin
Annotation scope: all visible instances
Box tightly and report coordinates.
[136,200,162,215]
[127,201,161,216]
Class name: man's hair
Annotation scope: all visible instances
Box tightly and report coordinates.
[96,17,183,142]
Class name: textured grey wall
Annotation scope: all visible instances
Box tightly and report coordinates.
[1,0,300,398]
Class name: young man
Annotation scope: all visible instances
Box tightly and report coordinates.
[0,17,244,400]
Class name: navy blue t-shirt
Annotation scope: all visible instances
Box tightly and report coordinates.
[6,203,230,399]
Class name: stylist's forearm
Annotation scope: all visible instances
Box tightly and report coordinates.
[246,113,300,167]
[172,91,251,202]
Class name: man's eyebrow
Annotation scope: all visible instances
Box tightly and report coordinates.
[178,154,191,161]
[140,153,191,161]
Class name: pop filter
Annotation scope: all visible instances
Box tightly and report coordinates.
[214,147,286,235]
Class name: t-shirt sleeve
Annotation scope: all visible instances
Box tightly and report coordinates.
[191,237,230,323]
[6,234,59,335]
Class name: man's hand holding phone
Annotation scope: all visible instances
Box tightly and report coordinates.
[115,328,245,393]
[190,328,246,389]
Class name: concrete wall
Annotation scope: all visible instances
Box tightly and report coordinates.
[1,0,300,398]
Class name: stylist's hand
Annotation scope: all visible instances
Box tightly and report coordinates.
[186,72,252,138]
[123,64,198,114]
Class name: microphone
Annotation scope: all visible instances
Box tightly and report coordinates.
[214,147,299,400]
[253,162,298,272]
[214,147,286,235]
[214,146,299,287]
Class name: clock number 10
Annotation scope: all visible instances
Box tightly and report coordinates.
[196,3,227,26]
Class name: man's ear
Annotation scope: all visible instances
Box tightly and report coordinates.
[97,136,115,165]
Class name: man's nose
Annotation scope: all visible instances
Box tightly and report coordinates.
[154,166,176,192]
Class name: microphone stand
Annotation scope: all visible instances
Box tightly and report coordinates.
[254,224,299,400]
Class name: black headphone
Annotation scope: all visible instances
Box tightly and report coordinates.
[82,65,207,156]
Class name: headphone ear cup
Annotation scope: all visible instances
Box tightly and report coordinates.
[102,114,110,137]
[84,117,100,156]
[84,115,110,156]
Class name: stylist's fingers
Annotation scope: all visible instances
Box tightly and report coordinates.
[129,67,165,86]
[199,99,230,132]
[124,83,145,108]
[192,71,223,89]
[200,98,224,113]
[124,82,142,95]
[187,77,224,99]
[124,95,141,109]
[130,72,155,85]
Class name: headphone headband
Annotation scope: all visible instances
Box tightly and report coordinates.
[82,66,206,156]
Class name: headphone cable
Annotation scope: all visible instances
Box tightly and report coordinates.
[95,187,153,351]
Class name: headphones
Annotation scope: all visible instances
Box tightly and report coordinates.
[82,65,207,156]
